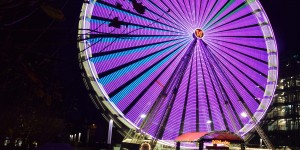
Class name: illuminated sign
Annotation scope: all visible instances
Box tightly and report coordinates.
[212,140,230,146]
[195,29,204,38]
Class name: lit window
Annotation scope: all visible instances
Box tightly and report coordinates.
[296,80,300,86]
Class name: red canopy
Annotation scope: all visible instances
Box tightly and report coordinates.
[175,131,244,143]
[175,132,208,142]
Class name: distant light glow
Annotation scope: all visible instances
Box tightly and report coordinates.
[241,112,247,118]
[140,114,147,118]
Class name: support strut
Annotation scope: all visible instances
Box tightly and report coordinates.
[138,34,198,148]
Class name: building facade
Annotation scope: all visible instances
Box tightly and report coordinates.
[265,75,300,148]
[263,54,300,149]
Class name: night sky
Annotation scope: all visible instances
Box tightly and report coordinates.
[0,0,299,146]
[260,0,300,58]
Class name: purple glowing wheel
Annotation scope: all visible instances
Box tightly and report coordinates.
[78,0,278,142]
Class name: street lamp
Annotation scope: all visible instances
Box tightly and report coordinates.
[206,120,212,132]
[137,114,147,127]
[138,114,147,124]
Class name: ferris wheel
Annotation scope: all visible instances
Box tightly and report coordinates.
[78,0,278,147]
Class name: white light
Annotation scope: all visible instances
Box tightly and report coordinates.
[241,112,247,118]
[206,120,212,124]
[78,133,81,143]
[279,119,286,123]
[140,114,147,118]
[107,119,113,144]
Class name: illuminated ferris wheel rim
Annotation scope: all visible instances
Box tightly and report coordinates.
[78,0,278,141]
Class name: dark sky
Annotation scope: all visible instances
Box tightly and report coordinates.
[260,0,300,58]
[0,0,299,144]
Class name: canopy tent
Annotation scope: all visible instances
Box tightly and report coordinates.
[175,131,244,143]
[175,131,245,150]
[175,132,209,142]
